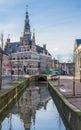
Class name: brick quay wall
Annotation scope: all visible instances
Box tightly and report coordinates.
[0,78,29,114]
[48,80,81,130]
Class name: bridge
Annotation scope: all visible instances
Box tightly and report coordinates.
[30,74,47,82]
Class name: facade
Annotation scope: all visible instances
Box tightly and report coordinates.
[4,8,51,75]
[60,62,74,75]
[2,54,9,76]
[51,58,74,75]
[0,48,9,76]
[74,39,81,81]
[51,58,59,69]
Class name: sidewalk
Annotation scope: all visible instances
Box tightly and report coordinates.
[2,76,25,89]
[51,76,81,110]
[2,76,17,89]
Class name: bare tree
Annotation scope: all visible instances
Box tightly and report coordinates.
[0,33,3,89]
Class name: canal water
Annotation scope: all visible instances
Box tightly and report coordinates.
[0,83,71,130]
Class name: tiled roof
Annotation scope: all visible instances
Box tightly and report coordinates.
[75,39,81,45]
[5,42,51,57]
[36,45,51,56]
[5,42,19,55]
[0,47,7,55]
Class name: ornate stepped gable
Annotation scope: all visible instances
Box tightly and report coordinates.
[4,7,51,75]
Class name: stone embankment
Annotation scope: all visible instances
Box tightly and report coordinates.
[0,74,46,116]
[0,78,29,114]
[48,76,81,130]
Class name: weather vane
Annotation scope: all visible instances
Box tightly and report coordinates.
[26,5,28,12]
[8,34,10,38]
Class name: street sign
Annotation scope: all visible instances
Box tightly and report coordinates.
[53,68,59,71]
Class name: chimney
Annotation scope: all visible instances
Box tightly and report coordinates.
[7,34,10,43]
[43,44,46,49]
[20,36,23,42]
[7,38,10,43]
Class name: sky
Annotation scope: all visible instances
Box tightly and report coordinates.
[0,0,81,62]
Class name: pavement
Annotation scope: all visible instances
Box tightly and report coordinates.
[2,76,18,89]
[2,75,25,89]
[50,76,81,110]
[1,75,29,89]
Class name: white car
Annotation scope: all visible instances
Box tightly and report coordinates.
[51,71,58,80]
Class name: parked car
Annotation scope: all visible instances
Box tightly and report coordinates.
[51,71,58,80]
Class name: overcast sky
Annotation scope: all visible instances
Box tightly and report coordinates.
[0,0,81,62]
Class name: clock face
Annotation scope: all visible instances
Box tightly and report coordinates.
[25,32,28,34]
[25,31,31,35]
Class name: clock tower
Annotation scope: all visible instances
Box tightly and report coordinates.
[24,6,31,44]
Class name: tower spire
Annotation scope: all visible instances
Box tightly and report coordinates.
[32,29,35,43]
[24,6,31,43]
[26,5,28,12]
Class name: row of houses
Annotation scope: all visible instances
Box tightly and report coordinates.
[51,58,74,76]
[74,39,81,81]
[0,49,9,76]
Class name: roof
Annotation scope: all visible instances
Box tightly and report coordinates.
[75,39,81,46]
[0,47,7,55]
[5,41,51,57]
[5,42,19,55]
[36,45,51,56]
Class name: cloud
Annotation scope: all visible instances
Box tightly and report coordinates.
[0,22,22,44]
[0,0,22,4]
[0,0,80,62]
[53,48,59,52]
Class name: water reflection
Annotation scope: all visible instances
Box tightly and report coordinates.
[0,83,70,130]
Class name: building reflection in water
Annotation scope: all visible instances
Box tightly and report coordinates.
[0,83,70,130]
[8,83,51,130]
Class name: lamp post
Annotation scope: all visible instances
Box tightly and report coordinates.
[58,56,60,86]
[0,33,3,89]
[80,68,81,82]
[79,52,81,82]
[17,44,20,80]
[17,56,19,80]
[22,60,23,78]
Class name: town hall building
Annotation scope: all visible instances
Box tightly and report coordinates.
[4,8,51,75]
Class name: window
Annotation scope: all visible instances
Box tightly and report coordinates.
[13,58,15,60]
[25,57,27,59]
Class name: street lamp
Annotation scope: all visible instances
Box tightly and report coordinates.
[58,56,60,86]
[17,44,20,80]
[80,67,81,82]
[21,60,23,78]
[17,56,19,80]
[79,52,81,82]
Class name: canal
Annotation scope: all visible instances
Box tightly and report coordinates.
[0,82,71,130]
